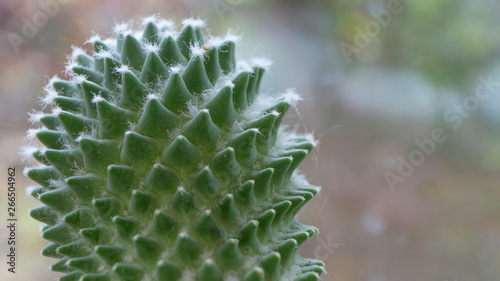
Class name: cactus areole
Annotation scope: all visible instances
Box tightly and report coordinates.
[24,16,324,281]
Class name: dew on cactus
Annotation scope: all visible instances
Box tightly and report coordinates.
[23,15,324,281]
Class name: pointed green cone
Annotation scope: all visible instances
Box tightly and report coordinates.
[93,40,114,72]
[238,220,260,253]
[38,187,76,213]
[182,55,212,95]
[142,22,160,43]
[140,52,169,85]
[57,238,92,257]
[40,114,61,130]
[205,86,237,129]
[243,267,265,281]
[231,71,250,111]
[121,34,145,70]
[271,200,292,228]
[120,70,149,111]
[80,223,112,245]
[93,197,123,221]
[51,256,70,272]
[172,232,201,264]
[218,41,236,74]
[145,163,180,195]
[129,190,157,215]
[211,147,241,185]
[204,48,222,83]
[150,210,179,241]
[36,130,70,150]
[42,223,75,245]
[79,138,120,174]
[252,168,273,199]
[260,252,281,281]
[295,272,320,281]
[244,113,277,153]
[273,238,297,267]
[246,67,265,104]
[268,157,293,187]
[160,71,193,114]
[104,57,121,90]
[63,207,94,229]
[44,149,83,177]
[27,166,60,188]
[95,98,137,139]
[136,98,181,138]
[76,53,94,68]
[170,187,196,216]
[214,194,240,225]
[106,164,136,198]
[54,96,84,113]
[112,216,139,241]
[120,131,160,168]
[256,209,275,243]
[52,80,77,97]
[215,239,243,270]
[112,263,145,281]
[229,129,259,167]
[176,25,198,58]
[182,109,221,151]
[161,135,202,172]
[72,66,104,84]
[158,36,187,66]
[95,244,125,265]
[235,180,257,209]
[195,259,223,281]
[66,174,101,204]
[30,205,59,226]
[192,210,221,244]
[41,242,63,258]
[153,260,182,281]
[192,166,222,199]
[58,111,94,139]
[80,273,112,281]
[133,234,162,265]
[280,149,309,184]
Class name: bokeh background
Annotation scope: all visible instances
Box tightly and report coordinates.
[1,0,500,280]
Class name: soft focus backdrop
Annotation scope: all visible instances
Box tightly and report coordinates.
[1,0,500,280]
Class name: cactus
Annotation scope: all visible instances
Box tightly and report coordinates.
[23,16,324,281]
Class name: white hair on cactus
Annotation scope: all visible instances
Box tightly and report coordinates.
[113,20,134,36]
[169,65,183,74]
[206,36,225,48]
[157,18,175,30]
[28,110,45,124]
[144,42,160,53]
[281,88,303,106]
[224,80,235,89]
[40,86,58,107]
[48,178,66,189]
[223,30,241,43]
[141,14,160,26]
[251,57,273,70]
[25,128,40,141]
[64,60,79,76]
[51,107,62,116]
[181,17,206,28]
[71,74,88,85]
[85,32,102,45]
[103,37,117,48]
[19,146,38,162]
[70,45,87,61]
[91,95,104,104]
[25,185,38,197]
[189,45,205,57]
[114,64,130,74]
[93,48,113,60]
[160,28,177,39]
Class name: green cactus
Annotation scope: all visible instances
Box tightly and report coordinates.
[24,16,324,281]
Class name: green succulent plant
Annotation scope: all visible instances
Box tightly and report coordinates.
[24,16,324,281]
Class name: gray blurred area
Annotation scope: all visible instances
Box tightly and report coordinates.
[1,0,500,280]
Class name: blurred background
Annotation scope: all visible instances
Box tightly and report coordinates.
[1,0,500,280]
